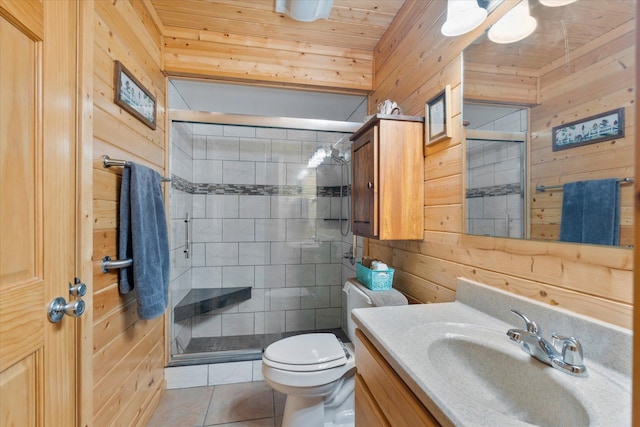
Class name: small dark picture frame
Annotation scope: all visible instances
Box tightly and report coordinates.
[114,60,157,130]
[425,85,452,146]
[552,108,624,151]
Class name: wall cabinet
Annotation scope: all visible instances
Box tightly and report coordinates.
[355,329,441,426]
[350,115,424,240]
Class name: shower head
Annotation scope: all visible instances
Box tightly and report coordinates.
[330,148,346,164]
[307,146,347,168]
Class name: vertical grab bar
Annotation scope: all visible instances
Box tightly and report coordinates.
[506,212,510,238]
[184,213,190,259]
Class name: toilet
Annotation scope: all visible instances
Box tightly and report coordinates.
[262,279,407,427]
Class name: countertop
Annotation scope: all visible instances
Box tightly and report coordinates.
[351,277,632,426]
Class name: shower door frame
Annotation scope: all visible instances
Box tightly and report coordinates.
[465,128,528,239]
[167,110,361,365]
[170,110,361,133]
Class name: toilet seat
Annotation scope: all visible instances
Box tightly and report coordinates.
[263,333,347,372]
[262,349,355,389]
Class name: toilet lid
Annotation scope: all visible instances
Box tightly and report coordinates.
[263,333,347,372]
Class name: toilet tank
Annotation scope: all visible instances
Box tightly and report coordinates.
[343,280,374,342]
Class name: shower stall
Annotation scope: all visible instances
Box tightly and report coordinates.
[168,113,360,365]
[464,104,528,239]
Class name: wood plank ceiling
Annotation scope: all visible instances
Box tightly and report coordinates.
[148,0,406,92]
[465,0,636,72]
[150,0,406,51]
[148,0,635,92]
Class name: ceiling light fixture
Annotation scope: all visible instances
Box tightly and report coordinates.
[275,0,334,22]
[539,0,578,6]
[441,0,488,37]
[488,0,537,44]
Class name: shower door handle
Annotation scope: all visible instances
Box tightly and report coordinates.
[184,213,190,259]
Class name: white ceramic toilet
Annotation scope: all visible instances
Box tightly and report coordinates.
[262,279,406,427]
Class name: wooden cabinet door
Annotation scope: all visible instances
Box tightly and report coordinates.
[355,329,441,427]
[352,126,378,237]
[0,2,77,425]
[355,374,391,427]
[377,120,424,240]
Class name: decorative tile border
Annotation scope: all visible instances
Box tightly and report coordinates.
[172,174,350,197]
[171,174,195,193]
[318,185,350,197]
[466,183,521,198]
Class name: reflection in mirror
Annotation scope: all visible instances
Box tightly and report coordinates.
[463,0,635,247]
[464,104,527,239]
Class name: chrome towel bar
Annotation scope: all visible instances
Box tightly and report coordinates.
[102,256,133,273]
[535,177,633,192]
[102,155,171,182]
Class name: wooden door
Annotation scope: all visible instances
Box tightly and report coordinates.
[0,1,78,426]
[352,125,378,238]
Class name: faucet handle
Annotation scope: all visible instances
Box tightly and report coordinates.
[552,333,584,365]
[510,309,539,334]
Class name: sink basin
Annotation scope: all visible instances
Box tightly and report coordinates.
[402,322,630,426]
[427,324,588,426]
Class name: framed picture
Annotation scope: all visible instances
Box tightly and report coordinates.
[552,108,624,151]
[114,60,157,130]
[425,85,452,146]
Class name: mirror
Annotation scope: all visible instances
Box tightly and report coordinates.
[463,0,635,247]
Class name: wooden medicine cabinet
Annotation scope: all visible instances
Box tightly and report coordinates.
[351,114,424,240]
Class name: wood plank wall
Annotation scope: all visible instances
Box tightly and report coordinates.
[91,1,167,425]
[367,0,633,329]
[160,6,373,93]
[530,22,635,245]
[633,0,640,417]
[162,26,372,92]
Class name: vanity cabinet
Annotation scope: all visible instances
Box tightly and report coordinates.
[350,115,424,240]
[355,329,441,427]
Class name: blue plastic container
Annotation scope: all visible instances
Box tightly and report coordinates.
[356,261,394,290]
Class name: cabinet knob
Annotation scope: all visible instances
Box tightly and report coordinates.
[367,182,374,189]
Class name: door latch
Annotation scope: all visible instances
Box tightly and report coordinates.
[48,277,87,323]
[48,297,85,323]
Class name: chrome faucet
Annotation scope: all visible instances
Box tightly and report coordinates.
[506,309,587,377]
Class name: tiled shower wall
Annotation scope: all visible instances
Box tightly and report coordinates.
[170,121,355,352]
[466,108,527,239]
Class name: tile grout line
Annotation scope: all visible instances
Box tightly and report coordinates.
[201,384,216,427]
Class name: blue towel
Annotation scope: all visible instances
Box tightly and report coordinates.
[119,163,170,320]
[559,178,620,245]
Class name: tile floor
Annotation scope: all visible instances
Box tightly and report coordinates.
[146,381,285,427]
